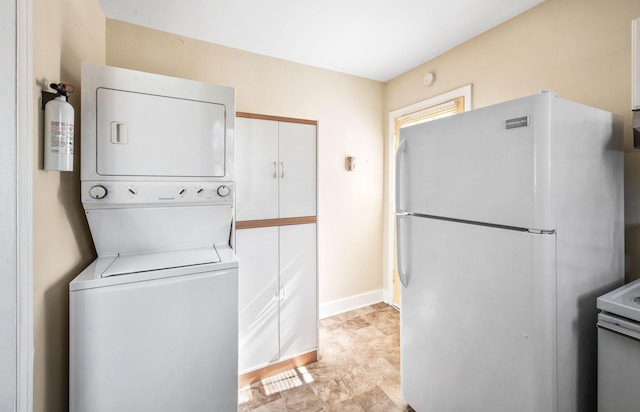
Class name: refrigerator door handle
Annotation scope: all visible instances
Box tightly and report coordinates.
[395,213,409,288]
[395,139,407,213]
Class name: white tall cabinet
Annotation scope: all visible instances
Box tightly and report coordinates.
[235,114,317,379]
[236,118,316,222]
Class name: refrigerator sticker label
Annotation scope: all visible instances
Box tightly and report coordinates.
[506,116,529,129]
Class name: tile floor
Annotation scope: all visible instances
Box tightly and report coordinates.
[238,303,414,411]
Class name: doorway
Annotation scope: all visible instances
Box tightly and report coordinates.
[385,85,472,308]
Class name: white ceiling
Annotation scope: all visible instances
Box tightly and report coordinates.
[98,0,544,82]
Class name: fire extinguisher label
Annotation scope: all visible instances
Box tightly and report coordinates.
[50,121,74,154]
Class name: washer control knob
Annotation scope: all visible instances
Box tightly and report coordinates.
[217,185,230,197]
[89,185,108,199]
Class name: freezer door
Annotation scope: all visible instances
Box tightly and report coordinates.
[398,215,556,412]
[397,93,553,230]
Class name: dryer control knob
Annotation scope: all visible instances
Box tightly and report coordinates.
[217,185,230,197]
[89,185,108,199]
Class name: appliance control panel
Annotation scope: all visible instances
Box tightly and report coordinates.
[82,181,234,208]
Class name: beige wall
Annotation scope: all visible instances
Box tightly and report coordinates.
[104,20,385,304]
[32,0,105,410]
[385,0,640,282]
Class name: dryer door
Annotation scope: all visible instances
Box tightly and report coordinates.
[96,88,226,177]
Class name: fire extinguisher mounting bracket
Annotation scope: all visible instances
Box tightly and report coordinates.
[41,83,73,109]
[41,90,61,110]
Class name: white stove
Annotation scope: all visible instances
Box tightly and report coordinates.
[597,279,640,412]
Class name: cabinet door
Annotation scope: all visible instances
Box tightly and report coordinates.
[236,227,280,373]
[278,122,317,218]
[236,117,279,221]
[279,224,317,359]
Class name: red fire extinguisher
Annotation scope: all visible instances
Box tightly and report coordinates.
[44,83,75,171]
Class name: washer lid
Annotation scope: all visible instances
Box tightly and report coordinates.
[102,247,221,277]
[597,278,640,323]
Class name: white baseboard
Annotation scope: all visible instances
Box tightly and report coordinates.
[319,289,384,319]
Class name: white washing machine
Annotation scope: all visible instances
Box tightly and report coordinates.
[70,64,238,411]
[70,247,238,411]
[597,279,640,412]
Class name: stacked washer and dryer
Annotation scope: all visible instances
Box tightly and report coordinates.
[69,63,238,411]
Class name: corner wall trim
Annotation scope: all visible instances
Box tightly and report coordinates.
[16,0,34,410]
[319,289,384,319]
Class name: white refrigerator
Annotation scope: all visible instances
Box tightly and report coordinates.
[395,91,623,412]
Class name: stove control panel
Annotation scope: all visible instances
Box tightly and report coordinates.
[82,181,234,208]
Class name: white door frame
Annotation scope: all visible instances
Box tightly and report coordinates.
[17,0,34,407]
[2,0,34,410]
[383,85,472,306]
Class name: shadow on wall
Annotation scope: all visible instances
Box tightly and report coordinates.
[36,70,95,260]
[43,260,87,411]
[625,225,640,283]
[38,64,95,255]
[43,284,68,409]
[625,148,640,284]
[37,64,96,412]
[574,280,621,412]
